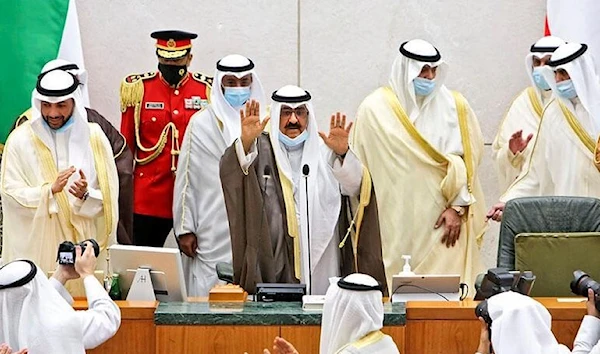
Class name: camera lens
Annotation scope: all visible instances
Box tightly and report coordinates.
[475,300,492,325]
[571,270,600,297]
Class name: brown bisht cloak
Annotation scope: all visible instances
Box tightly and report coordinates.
[12,108,134,244]
[220,133,387,295]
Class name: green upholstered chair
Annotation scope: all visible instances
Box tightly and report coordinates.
[515,232,600,296]
[494,196,600,296]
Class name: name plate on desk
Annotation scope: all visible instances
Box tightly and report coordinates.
[209,284,247,302]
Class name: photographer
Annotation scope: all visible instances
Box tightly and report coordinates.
[571,289,600,353]
[475,291,571,354]
[0,242,121,353]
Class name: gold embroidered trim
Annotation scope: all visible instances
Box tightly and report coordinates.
[29,125,75,241]
[337,330,385,352]
[89,123,114,248]
[279,170,301,279]
[527,87,544,119]
[339,165,372,272]
[156,48,189,59]
[382,86,474,195]
[381,87,446,163]
[559,101,595,153]
[452,91,474,193]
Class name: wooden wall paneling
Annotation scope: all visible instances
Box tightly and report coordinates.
[156,325,280,354]
[406,320,480,353]
[279,326,405,353]
[87,319,156,354]
[74,300,157,354]
[280,326,321,353]
[382,326,406,353]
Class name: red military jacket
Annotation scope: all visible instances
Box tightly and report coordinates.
[120,71,212,219]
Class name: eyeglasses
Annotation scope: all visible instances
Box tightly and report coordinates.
[280,107,309,118]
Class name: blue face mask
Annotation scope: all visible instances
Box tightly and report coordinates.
[279,129,308,147]
[556,79,577,99]
[532,67,551,91]
[45,115,74,132]
[223,86,251,107]
[413,77,436,96]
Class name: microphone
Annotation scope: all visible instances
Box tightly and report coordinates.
[263,165,272,185]
[302,164,312,295]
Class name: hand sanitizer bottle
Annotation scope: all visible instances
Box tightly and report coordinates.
[398,255,415,276]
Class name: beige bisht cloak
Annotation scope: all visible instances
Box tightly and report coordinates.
[502,42,600,201]
[1,122,118,296]
[492,87,546,192]
[352,85,487,292]
[492,36,565,193]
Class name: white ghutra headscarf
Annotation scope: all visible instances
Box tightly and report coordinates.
[29,68,99,192]
[320,273,396,354]
[541,42,600,138]
[488,291,570,354]
[210,54,266,144]
[525,36,565,99]
[0,260,85,353]
[389,39,464,157]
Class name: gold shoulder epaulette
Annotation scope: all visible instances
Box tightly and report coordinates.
[192,72,213,87]
[120,72,156,112]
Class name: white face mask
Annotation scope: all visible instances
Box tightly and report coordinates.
[279,129,308,147]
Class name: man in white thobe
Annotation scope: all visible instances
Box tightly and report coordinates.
[0,244,120,353]
[492,36,565,192]
[221,85,385,295]
[0,67,118,287]
[320,273,399,353]
[173,54,267,296]
[488,42,600,221]
[352,39,487,291]
[263,273,399,354]
[475,291,571,354]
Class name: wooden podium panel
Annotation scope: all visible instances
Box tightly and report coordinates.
[155,325,279,354]
[279,325,405,353]
[70,297,586,353]
[73,300,157,354]
[405,298,587,353]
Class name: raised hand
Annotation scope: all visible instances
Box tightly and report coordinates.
[240,100,269,154]
[476,317,491,354]
[508,130,533,155]
[52,166,76,194]
[69,169,88,199]
[318,112,353,156]
[263,337,299,354]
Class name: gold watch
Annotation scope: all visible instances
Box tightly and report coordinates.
[451,206,466,217]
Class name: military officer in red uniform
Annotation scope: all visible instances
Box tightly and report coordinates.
[120,30,212,247]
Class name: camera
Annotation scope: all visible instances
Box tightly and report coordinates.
[474,268,536,326]
[56,239,100,265]
[474,268,536,301]
[571,270,600,311]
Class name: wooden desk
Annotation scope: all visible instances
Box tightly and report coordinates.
[73,300,158,354]
[72,297,586,353]
[405,298,586,353]
[154,301,405,353]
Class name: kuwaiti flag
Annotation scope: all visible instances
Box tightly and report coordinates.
[546,0,600,72]
[0,0,88,147]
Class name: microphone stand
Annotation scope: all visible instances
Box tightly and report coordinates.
[302,164,311,295]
